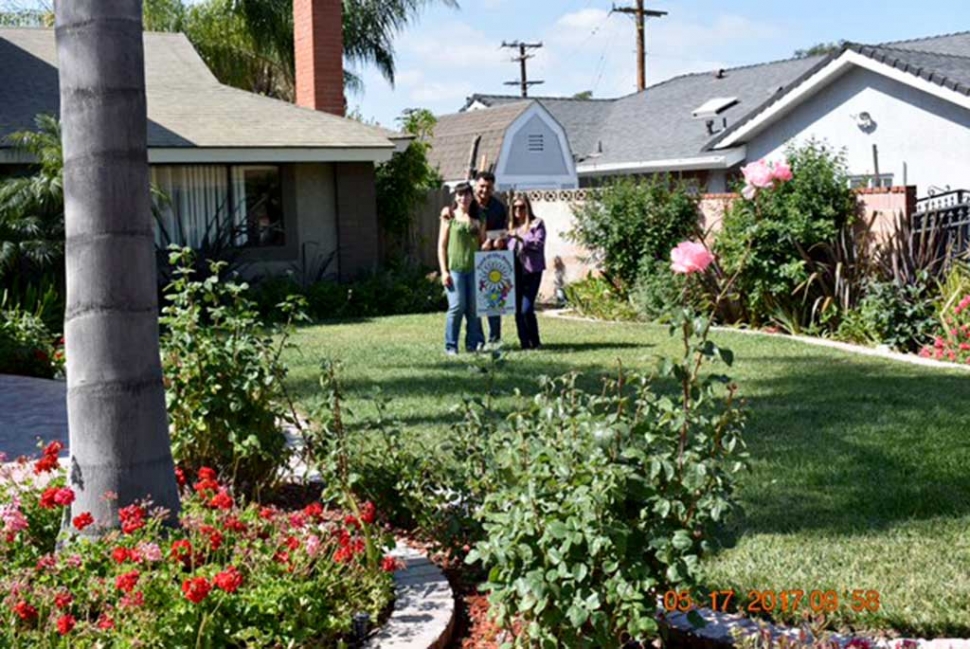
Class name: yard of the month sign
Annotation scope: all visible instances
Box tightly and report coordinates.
[475,250,516,317]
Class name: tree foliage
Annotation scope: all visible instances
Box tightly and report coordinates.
[794,40,846,58]
[143,0,459,100]
[375,108,442,241]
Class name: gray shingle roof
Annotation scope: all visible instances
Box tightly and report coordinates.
[426,101,531,181]
[0,28,394,153]
[881,30,970,57]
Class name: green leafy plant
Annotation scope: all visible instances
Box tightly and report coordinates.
[0,296,63,379]
[835,274,937,352]
[160,247,308,498]
[569,177,699,294]
[563,275,641,321]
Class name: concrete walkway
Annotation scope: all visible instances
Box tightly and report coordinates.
[0,374,68,460]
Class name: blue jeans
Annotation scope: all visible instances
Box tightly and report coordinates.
[487,315,501,343]
[515,270,543,349]
[445,270,484,352]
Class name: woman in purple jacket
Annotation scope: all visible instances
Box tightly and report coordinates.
[508,194,546,350]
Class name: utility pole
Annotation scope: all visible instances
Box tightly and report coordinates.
[501,41,544,97]
[612,0,667,91]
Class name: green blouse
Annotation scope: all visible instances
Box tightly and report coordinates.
[447,219,480,273]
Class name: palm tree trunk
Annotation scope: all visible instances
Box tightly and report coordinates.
[55,0,180,528]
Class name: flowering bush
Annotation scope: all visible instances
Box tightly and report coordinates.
[919,293,970,364]
[0,446,395,647]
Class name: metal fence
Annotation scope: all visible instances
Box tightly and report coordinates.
[913,190,970,258]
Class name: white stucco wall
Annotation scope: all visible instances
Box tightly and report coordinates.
[745,66,970,196]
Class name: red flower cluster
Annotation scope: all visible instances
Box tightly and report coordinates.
[13,600,38,622]
[54,591,73,609]
[118,504,146,534]
[360,501,376,525]
[182,577,211,604]
[381,556,398,572]
[72,511,94,531]
[214,566,244,593]
[222,516,247,533]
[333,528,366,564]
[56,614,76,635]
[33,441,63,474]
[115,570,140,593]
[171,539,194,567]
[194,467,220,495]
[39,486,75,509]
[175,467,187,487]
[919,294,970,364]
[199,524,224,551]
[208,490,233,510]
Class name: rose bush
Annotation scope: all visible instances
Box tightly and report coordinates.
[0,444,395,647]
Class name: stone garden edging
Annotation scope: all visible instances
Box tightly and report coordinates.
[365,541,455,649]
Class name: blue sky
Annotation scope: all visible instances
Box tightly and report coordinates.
[351,0,970,128]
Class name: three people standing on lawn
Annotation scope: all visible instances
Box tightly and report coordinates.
[437,172,546,354]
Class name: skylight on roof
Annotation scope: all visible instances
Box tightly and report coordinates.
[692,97,739,119]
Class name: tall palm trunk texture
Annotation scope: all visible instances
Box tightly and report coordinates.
[55,0,180,529]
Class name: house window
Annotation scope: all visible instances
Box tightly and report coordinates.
[527,134,544,152]
[849,173,894,189]
[150,164,285,249]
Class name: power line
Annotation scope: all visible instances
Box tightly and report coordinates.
[612,0,668,91]
[501,41,544,98]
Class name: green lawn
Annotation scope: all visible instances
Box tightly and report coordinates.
[282,312,970,637]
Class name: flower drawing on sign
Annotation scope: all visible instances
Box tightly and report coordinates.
[478,255,514,310]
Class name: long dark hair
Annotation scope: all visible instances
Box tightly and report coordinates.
[453,185,481,220]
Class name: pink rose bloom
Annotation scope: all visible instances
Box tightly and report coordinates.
[741,184,758,200]
[741,159,774,188]
[771,159,793,182]
[670,241,715,275]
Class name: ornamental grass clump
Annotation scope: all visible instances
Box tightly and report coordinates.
[0,443,395,647]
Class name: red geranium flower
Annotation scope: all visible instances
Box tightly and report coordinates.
[381,556,398,572]
[40,487,74,509]
[182,577,211,604]
[199,525,223,551]
[56,614,76,635]
[13,601,38,622]
[222,516,247,533]
[360,501,376,525]
[171,539,194,567]
[97,614,115,630]
[54,592,73,609]
[174,467,186,487]
[214,566,244,593]
[72,512,94,531]
[208,490,233,511]
[285,536,300,551]
[344,514,360,529]
[112,547,130,564]
[118,504,146,534]
[198,467,217,482]
[115,570,140,593]
[303,502,323,520]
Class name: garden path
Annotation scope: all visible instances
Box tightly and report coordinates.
[0,374,68,460]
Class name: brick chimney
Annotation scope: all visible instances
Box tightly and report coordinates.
[293,0,346,116]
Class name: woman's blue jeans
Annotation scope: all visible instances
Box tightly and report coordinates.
[445,270,484,352]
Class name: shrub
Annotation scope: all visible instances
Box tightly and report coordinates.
[469,308,748,647]
[0,452,395,648]
[717,141,857,325]
[836,274,937,352]
[563,275,640,321]
[248,263,446,322]
[160,248,307,498]
[0,301,62,379]
[920,289,970,364]
[569,177,699,293]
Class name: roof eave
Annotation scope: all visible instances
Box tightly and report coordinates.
[147,146,395,164]
[576,147,747,175]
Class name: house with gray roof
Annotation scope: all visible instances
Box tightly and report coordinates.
[456,30,970,197]
[1,9,404,279]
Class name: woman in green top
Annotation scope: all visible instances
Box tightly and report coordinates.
[438,182,485,355]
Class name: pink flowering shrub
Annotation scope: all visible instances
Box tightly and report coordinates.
[919,293,970,364]
[0,445,396,647]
